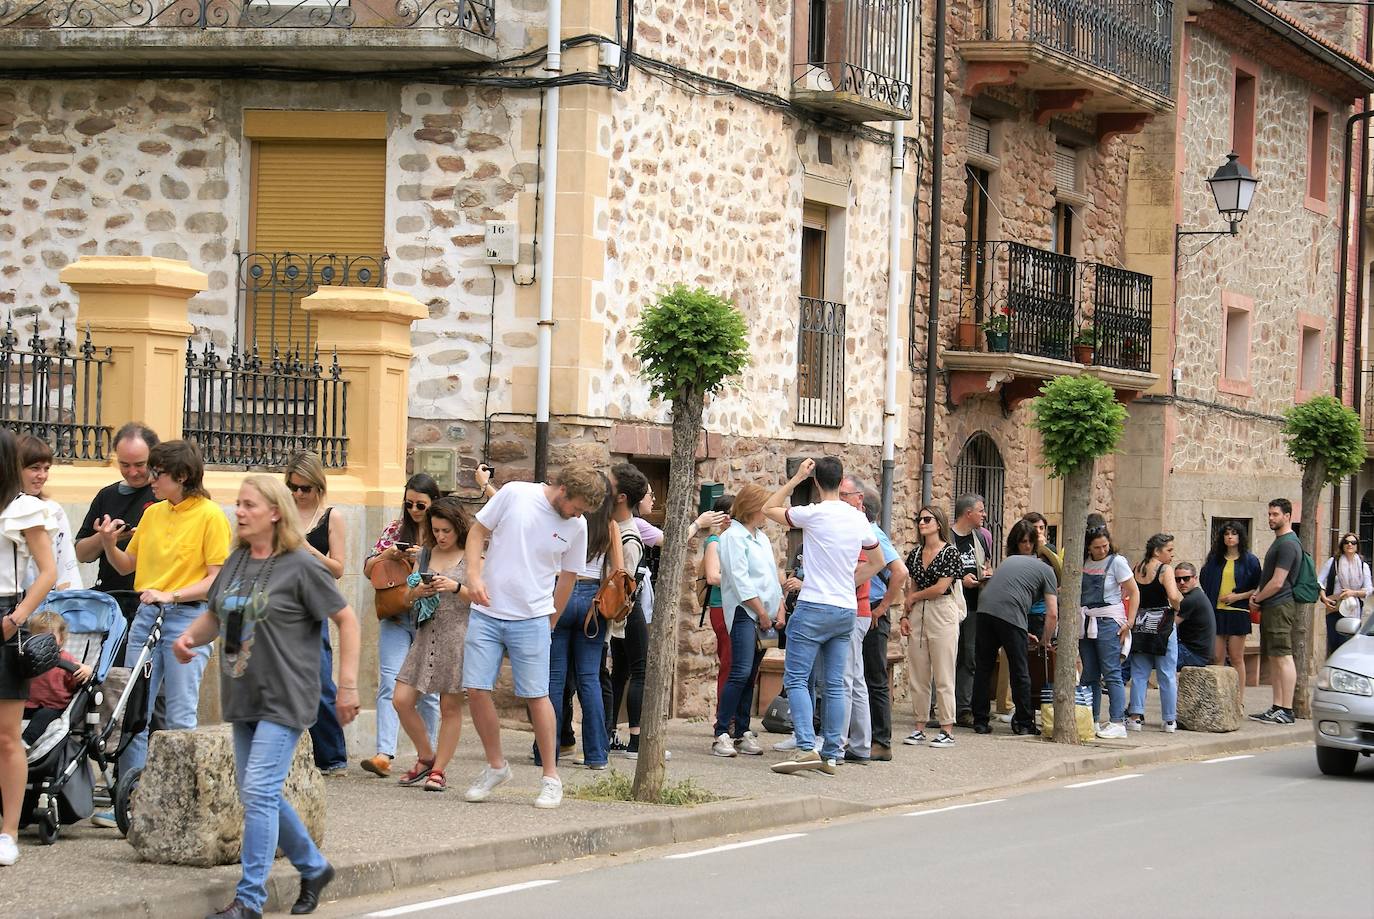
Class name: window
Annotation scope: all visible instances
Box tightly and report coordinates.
[1052,203,1075,256]
[1308,103,1331,209]
[1231,65,1257,171]
[1219,291,1253,396]
[1297,314,1325,397]
[797,202,845,427]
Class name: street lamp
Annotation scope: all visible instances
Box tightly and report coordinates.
[1176,152,1259,267]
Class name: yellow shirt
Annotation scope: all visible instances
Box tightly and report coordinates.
[1218,558,1240,611]
[127,496,232,593]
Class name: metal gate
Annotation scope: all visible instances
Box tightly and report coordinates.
[953,432,1006,562]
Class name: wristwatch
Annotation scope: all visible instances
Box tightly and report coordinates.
[172,590,182,604]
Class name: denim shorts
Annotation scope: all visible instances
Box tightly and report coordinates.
[462,609,552,699]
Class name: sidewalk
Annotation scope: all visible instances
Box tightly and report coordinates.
[9,685,1306,919]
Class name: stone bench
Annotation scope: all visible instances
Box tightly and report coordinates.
[1176,665,1243,733]
[128,724,324,867]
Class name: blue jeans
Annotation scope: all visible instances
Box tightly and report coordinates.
[120,602,211,775]
[714,607,762,738]
[232,720,329,912]
[377,617,438,757]
[547,582,609,767]
[1079,621,1126,724]
[1176,642,1211,670]
[309,632,349,769]
[1129,631,1178,722]
[782,601,852,759]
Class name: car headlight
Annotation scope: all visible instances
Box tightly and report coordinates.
[1317,667,1374,696]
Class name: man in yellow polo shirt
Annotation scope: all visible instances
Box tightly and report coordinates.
[98,439,231,776]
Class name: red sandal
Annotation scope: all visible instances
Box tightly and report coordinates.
[398,758,434,786]
[424,769,447,792]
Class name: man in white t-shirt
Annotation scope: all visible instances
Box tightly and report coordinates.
[461,463,605,809]
[765,457,884,774]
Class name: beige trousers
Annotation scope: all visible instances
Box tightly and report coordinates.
[906,592,963,726]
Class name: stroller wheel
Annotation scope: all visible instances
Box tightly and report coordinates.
[36,804,60,846]
[114,767,142,838]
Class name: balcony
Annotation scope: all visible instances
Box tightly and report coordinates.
[0,0,497,69]
[791,0,915,122]
[961,0,1173,130]
[796,296,846,428]
[945,240,1157,405]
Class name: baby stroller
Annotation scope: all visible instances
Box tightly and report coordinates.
[18,590,162,844]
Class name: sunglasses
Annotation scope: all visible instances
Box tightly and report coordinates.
[150,467,167,479]
[404,500,430,512]
[917,515,936,525]
[286,482,315,494]
[1177,575,1194,582]
[1342,539,1359,546]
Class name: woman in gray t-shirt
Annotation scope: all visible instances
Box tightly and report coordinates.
[173,476,360,919]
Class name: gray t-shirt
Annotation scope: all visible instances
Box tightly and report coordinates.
[1260,533,1302,609]
[977,554,1058,631]
[209,546,348,730]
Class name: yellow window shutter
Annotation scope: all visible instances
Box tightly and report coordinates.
[248,139,386,353]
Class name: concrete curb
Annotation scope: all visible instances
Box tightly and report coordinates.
[48,732,1308,919]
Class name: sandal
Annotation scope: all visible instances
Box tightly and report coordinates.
[398,758,434,786]
[423,769,447,792]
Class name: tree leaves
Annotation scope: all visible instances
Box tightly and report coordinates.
[1030,375,1128,478]
[1283,395,1366,487]
[631,284,751,403]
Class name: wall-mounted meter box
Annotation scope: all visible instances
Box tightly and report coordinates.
[484,220,519,265]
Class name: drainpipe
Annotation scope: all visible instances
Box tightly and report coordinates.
[1350,9,1374,535]
[880,119,905,532]
[920,0,947,508]
[533,0,561,483]
[1335,106,1374,539]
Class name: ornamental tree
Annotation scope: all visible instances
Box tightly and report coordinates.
[1282,396,1366,717]
[1030,375,1127,744]
[630,284,749,801]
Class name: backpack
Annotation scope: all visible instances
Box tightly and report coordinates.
[1286,534,1320,604]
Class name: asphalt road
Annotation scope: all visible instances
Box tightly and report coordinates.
[319,746,1373,919]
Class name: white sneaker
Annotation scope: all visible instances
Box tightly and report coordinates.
[1163,721,1177,733]
[1127,718,1143,733]
[533,776,563,809]
[735,731,763,756]
[464,762,512,802]
[711,732,738,757]
[1095,722,1129,740]
[772,736,798,752]
[0,833,16,866]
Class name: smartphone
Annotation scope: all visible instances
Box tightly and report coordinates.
[394,541,416,551]
[419,572,436,584]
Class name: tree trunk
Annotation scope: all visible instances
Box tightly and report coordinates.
[1292,458,1327,719]
[1051,460,1094,744]
[632,391,703,802]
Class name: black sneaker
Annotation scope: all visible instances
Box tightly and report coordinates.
[903,730,926,746]
[608,732,628,755]
[972,722,993,735]
[1273,708,1296,724]
[1249,706,1282,724]
[929,730,956,748]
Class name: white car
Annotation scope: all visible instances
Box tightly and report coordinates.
[1312,613,1374,776]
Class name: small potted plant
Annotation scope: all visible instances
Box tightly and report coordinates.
[1073,327,1095,364]
[981,307,1011,352]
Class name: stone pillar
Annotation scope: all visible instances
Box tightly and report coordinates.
[58,256,204,441]
[301,286,426,501]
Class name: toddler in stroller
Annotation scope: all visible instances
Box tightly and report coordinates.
[21,611,93,745]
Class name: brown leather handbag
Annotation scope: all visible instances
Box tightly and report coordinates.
[370,552,414,620]
[587,523,638,636]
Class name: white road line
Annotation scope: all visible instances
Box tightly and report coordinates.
[903,799,1006,817]
[664,833,807,860]
[1065,773,1143,789]
[1202,754,1255,764]
[366,881,559,917]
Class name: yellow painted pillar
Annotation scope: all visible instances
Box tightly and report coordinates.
[301,287,426,505]
[58,256,204,442]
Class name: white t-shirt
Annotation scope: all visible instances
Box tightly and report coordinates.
[786,500,877,611]
[473,481,588,621]
[25,500,82,592]
[1081,553,1134,606]
[0,493,57,595]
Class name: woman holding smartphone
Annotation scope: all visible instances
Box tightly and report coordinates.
[359,473,441,778]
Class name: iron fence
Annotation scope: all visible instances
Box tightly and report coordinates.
[797,297,846,428]
[0,0,496,34]
[0,317,111,462]
[183,340,348,469]
[1029,0,1173,97]
[1363,367,1374,442]
[1087,262,1152,372]
[801,0,915,115]
[238,250,385,357]
[956,240,1077,361]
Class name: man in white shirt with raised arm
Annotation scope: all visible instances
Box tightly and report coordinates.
[765,457,884,775]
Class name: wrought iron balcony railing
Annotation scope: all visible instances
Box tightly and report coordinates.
[1361,367,1374,443]
[0,0,495,36]
[792,0,915,121]
[797,296,846,428]
[0,317,112,462]
[972,0,1173,99]
[237,250,386,357]
[1084,262,1152,373]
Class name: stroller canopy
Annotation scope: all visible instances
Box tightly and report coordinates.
[42,589,127,681]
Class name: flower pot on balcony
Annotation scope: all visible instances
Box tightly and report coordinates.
[957,320,978,350]
[985,330,1010,352]
[1074,344,1094,364]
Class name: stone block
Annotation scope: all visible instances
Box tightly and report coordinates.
[1176,665,1243,733]
[128,724,324,867]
